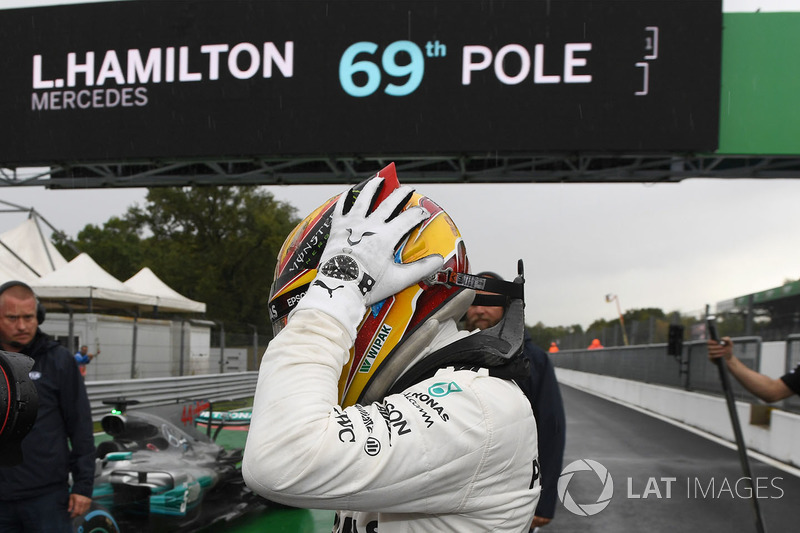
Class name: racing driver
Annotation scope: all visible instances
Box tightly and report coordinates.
[243,164,539,532]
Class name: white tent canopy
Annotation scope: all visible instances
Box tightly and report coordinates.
[31,253,152,309]
[0,217,67,282]
[124,267,206,313]
[0,214,206,314]
[28,253,206,314]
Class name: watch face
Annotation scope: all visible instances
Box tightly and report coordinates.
[320,255,360,281]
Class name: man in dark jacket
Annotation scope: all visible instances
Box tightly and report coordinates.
[464,272,566,531]
[0,281,95,532]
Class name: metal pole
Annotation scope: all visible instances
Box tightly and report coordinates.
[248,324,258,371]
[219,322,225,374]
[64,305,74,354]
[615,297,630,346]
[130,312,139,379]
[706,307,767,533]
[605,293,629,346]
[252,327,258,371]
[179,319,186,376]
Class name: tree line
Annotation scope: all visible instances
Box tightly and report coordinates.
[54,185,741,346]
[53,186,299,337]
[526,307,712,351]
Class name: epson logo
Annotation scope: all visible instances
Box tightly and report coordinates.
[287,292,306,308]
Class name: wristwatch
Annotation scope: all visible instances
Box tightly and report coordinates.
[320,255,360,281]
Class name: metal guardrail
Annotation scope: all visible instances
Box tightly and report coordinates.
[85,371,258,422]
[550,336,800,412]
[549,342,684,387]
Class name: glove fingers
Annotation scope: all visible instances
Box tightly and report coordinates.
[349,177,385,216]
[399,253,445,282]
[334,176,384,218]
[372,184,415,221]
[383,205,430,243]
[366,254,444,306]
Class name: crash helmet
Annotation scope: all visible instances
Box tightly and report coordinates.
[268,163,469,407]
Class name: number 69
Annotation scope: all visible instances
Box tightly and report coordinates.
[339,40,424,97]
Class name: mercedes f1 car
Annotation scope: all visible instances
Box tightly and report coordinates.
[73,399,269,533]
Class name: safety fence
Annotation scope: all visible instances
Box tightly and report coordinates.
[550,309,800,351]
[555,318,669,350]
[81,337,799,422]
[44,312,271,381]
[549,336,800,413]
[85,371,258,422]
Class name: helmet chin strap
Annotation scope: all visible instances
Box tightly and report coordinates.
[361,262,528,403]
[384,287,527,397]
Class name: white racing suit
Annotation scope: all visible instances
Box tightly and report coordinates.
[243,309,540,532]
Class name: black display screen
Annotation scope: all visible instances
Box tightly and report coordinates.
[0,0,722,167]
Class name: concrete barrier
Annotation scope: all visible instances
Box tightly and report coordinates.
[556,367,800,468]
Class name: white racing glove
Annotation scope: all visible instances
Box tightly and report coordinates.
[291,177,444,341]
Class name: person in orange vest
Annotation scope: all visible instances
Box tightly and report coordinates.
[588,338,603,350]
[548,342,559,353]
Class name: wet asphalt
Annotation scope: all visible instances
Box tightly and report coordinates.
[545,385,800,533]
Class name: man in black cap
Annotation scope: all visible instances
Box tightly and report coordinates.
[464,272,566,531]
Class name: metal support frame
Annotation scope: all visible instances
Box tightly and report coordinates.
[4,154,800,188]
[130,310,139,379]
[247,324,259,372]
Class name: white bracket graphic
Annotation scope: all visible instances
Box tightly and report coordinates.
[644,26,659,60]
[635,62,649,96]
[635,26,659,96]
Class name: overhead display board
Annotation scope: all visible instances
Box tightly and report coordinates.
[0,0,721,168]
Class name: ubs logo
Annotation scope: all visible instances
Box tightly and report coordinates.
[364,437,381,456]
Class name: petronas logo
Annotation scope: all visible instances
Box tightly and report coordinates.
[359,324,392,373]
[428,381,462,397]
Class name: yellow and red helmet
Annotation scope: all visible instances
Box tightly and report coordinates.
[268,163,469,407]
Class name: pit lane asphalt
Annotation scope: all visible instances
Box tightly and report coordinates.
[547,384,800,533]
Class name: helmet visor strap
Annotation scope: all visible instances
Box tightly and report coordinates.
[431,271,523,302]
